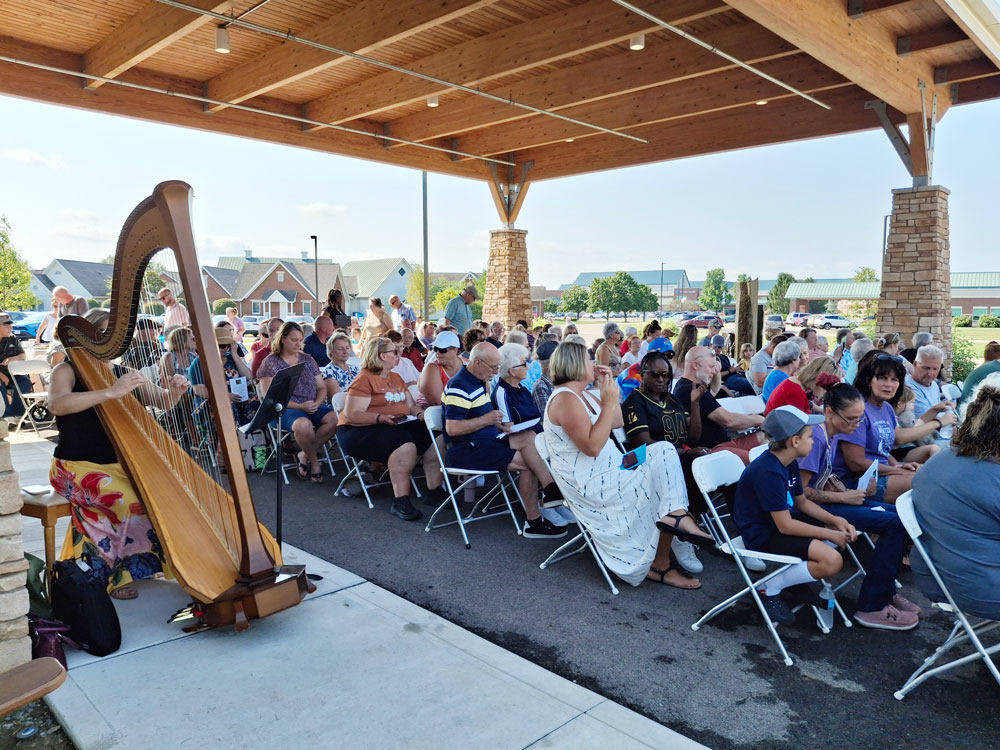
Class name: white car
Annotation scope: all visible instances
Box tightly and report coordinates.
[809,314,856,329]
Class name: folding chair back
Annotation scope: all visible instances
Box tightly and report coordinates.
[941,383,962,402]
[893,491,1000,699]
[329,391,406,507]
[748,444,768,462]
[7,359,53,434]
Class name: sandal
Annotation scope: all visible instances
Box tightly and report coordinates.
[656,512,715,549]
[296,452,309,480]
[111,585,138,600]
[310,472,324,484]
[647,563,701,590]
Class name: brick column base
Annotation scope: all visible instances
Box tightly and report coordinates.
[483,228,532,328]
[0,421,30,671]
[877,186,952,376]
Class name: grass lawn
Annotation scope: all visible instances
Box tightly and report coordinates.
[955,325,1000,347]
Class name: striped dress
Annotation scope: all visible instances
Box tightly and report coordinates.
[543,387,690,586]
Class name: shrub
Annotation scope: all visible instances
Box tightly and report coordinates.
[951,335,977,382]
[952,314,972,328]
[212,298,236,314]
[144,301,164,315]
[87,298,103,309]
[978,314,1000,328]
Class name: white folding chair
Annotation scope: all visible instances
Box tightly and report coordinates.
[893,491,1000,700]
[941,382,962,402]
[330,392,419,508]
[7,360,53,435]
[748,443,768,462]
[258,387,335,485]
[689,452,849,667]
[421,406,521,549]
[534,432,619,595]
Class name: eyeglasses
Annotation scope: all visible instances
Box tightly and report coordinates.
[513,361,528,369]
[833,409,863,428]
[381,348,399,355]
[641,370,672,379]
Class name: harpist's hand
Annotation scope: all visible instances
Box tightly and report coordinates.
[166,373,190,396]
[108,371,146,400]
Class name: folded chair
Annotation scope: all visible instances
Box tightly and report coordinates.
[330,392,419,508]
[422,405,521,549]
[7,359,54,435]
[893,491,1000,700]
[689,451,851,667]
[534,432,619,595]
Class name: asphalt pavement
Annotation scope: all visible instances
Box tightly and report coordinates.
[251,468,1000,750]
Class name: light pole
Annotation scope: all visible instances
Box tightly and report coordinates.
[660,262,664,314]
[422,172,430,322]
[310,235,319,316]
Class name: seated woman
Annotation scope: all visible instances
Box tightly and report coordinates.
[48,308,189,600]
[157,326,198,447]
[188,326,260,429]
[765,356,839,414]
[672,324,698,372]
[621,350,710,575]
[620,335,642,369]
[417,331,464,407]
[761,340,802,403]
[257,321,338,483]
[321,331,360,399]
[462,327,486,361]
[337,337,443,522]
[595,322,625,375]
[875,332,913,374]
[543,341,713,590]
[910,375,1000,621]
[834,351,942,503]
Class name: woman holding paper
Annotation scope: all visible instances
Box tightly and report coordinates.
[188,326,260,427]
[493,343,543,435]
[543,341,713,590]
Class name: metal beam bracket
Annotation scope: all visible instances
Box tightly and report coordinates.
[488,158,533,228]
[864,99,912,173]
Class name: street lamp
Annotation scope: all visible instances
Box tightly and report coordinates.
[310,235,319,316]
[660,262,664,314]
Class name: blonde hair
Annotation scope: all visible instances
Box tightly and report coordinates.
[550,341,589,385]
[795,356,838,392]
[326,331,351,358]
[952,375,1000,461]
[362,336,391,373]
[165,326,192,353]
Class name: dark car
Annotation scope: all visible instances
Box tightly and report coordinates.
[689,314,723,329]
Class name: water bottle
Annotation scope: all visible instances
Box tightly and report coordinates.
[938,393,954,439]
[817,581,835,630]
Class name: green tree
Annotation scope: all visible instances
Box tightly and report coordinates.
[951,334,977,382]
[736,273,752,283]
[543,299,558,314]
[699,268,732,312]
[853,266,879,282]
[212,298,237,314]
[631,284,658,317]
[588,271,656,321]
[406,265,429,315]
[845,269,879,320]
[559,285,589,317]
[766,272,796,316]
[0,217,40,310]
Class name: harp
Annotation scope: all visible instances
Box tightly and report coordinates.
[56,181,313,630]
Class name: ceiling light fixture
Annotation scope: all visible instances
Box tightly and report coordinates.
[565,138,575,142]
[215,25,230,54]
[426,95,439,108]
[629,34,645,51]
[755,100,768,106]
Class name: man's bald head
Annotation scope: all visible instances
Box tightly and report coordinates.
[684,345,720,385]
[314,314,334,339]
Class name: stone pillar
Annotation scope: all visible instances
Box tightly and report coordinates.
[483,228,532,328]
[0,421,30,671]
[877,186,951,375]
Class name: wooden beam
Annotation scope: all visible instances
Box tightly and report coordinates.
[204,0,494,112]
[0,37,485,182]
[304,0,727,128]
[949,73,1000,104]
[452,56,847,159]
[906,112,929,178]
[934,57,998,83]
[83,0,231,89]
[897,23,967,56]
[514,84,908,182]
[847,0,917,19]
[387,22,797,147]
[725,0,946,115]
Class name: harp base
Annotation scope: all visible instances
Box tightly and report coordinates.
[192,565,316,632]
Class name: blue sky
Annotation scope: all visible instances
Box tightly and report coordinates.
[1,93,997,289]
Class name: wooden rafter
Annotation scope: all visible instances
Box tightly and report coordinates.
[451,55,848,159]
[387,22,798,147]
[303,0,728,128]
[897,23,968,56]
[934,57,998,83]
[847,0,917,19]
[83,0,231,89]
[204,0,494,112]
[725,0,947,115]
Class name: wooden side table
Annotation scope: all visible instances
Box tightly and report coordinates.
[20,488,72,574]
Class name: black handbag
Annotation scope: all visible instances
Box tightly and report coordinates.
[50,559,122,657]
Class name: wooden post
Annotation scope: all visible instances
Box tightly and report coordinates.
[735,279,760,355]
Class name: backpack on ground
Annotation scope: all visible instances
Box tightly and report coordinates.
[50,560,121,657]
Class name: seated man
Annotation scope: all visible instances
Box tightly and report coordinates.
[0,314,29,417]
[904,345,954,427]
[387,330,420,386]
[673,346,764,464]
[899,331,933,365]
[711,335,755,396]
[698,322,723,348]
[121,317,163,372]
[733,406,857,626]
[303,314,334,368]
[443,343,566,539]
[251,317,284,379]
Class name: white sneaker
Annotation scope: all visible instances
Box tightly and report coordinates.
[552,505,576,525]
[672,539,703,574]
[744,555,767,573]
[540,506,570,527]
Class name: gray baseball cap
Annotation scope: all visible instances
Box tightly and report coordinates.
[762,405,824,441]
[710,335,725,347]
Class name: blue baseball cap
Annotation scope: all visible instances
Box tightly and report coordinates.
[762,406,824,441]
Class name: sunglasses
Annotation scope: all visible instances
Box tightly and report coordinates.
[641,370,672,379]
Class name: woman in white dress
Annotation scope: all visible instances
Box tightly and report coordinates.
[543,341,713,589]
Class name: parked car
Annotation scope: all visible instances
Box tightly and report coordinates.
[723,314,736,323]
[688,314,723,329]
[11,311,47,340]
[764,314,786,332]
[786,312,811,327]
[808,314,856,329]
[241,315,261,336]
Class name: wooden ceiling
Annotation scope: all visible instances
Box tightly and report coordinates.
[1,0,998,185]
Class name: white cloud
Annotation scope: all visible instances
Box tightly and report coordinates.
[1,149,67,170]
[296,201,348,218]
[53,221,114,242]
[59,208,98,221]
[199,235,246,257]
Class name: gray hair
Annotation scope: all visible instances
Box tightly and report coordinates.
[602,321,622,338]
[850,337,874,361]
[916,344,944,362]
[816,335,828,347]
[548,325,563,341]
[490,320,504,334]
[564,334,586,346]
[773,340,801,367]
[792,336,808,353]
[912,331,933,348]
[624,326,637,338]
[504,330,528,346]
[498,343,529,378]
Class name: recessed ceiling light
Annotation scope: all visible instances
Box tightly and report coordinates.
[215,25,230,54]
[755,100,768,106]
[565,138,575,143]
[426,95,439,108]
[629,34,645,51]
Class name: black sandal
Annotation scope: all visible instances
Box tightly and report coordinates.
[656,512,715,549]
[647,562,700,590]
[310,472,323,484]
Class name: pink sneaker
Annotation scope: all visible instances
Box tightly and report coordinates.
[892,594,923,615]
[854,604,918,631]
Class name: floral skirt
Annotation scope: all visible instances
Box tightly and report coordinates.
[50,458,173,593]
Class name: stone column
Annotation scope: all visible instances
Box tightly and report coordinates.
[483,228,532,328]
[0,421,30,671]
[877,186,951,375]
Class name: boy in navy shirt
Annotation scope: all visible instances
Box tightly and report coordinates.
[734,406,857,625]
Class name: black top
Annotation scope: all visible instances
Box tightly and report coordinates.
[0,335,25,380]
[672,377,727,448]
[899,347,918,364]
[621,388,689,449]
[53,365,123,464]
[486,336,503,348]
